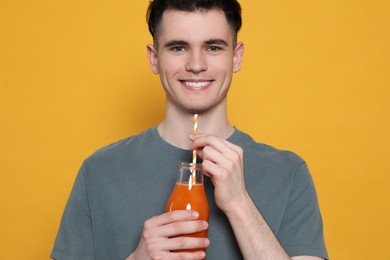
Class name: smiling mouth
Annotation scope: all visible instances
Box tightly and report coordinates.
[181,80,213,89]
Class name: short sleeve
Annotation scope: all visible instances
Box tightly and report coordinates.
[51,163,95,260]
[278,162,328,259]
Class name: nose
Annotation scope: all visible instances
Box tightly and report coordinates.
[185,50,207,73]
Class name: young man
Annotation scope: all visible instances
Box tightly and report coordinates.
[51,0,328,259]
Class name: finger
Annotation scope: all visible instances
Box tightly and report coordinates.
[196,133,242,152]
[144,210,200,229]
[191,134,242,157]
[190,134,231,156]
[159,236,210,251]
[201,159,224,179]
[192,136,243,171]
[159,250,206,260]
[201,145,230,165]
[160,220,208,238]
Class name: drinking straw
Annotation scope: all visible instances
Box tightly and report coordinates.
[191,114,198,186]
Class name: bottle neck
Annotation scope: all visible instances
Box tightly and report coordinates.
[177,162,203,185]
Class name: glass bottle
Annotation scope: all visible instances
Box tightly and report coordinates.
[166,162,209,241]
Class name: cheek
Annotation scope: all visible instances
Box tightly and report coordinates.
[210,56,234,73]
[160,60,183,79]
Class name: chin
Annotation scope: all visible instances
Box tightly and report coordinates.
[182,103,218,114]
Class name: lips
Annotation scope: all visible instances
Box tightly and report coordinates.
[181,80,213,90]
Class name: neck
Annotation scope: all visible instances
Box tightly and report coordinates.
[157,103,234,149]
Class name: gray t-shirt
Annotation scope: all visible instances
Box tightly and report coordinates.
[51,127,328,259]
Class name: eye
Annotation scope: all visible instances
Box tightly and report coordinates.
[171,46,186,53]
[207,46,222,52]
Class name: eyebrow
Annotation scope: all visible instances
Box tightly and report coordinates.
[164,40,189,48]
[163,38,229,49]
[204,39,229,47]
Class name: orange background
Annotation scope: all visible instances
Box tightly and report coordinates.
[1,0,389,259]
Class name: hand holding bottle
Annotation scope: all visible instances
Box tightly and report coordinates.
[127,210,209,260]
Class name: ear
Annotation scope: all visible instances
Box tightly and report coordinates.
[147,44,159,74]
[233,42,244,73]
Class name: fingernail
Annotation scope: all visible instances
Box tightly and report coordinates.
[203,221,208,229]
[192,211,199,218]
[205,238,210,247]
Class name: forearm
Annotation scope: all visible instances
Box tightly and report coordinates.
[225,192,291,260]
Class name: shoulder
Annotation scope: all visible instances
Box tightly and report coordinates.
[83,128,154,167]
[232,128,305,168]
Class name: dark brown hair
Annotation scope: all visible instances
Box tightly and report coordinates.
[146,0,242,47]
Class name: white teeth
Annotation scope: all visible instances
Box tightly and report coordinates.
[183,81,210,88]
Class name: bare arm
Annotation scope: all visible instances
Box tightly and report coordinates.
[225,191,323,260]
[224,191,291,259]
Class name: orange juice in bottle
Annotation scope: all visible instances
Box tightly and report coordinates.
[166,162,209,249]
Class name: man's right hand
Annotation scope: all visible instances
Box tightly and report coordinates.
[126,210,210,260]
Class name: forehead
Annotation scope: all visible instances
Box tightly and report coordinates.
[157,9,233,44]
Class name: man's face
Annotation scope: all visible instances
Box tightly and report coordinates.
[147,9,243,114]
